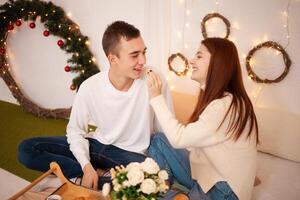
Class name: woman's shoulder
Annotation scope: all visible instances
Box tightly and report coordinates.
[207,93,233,110]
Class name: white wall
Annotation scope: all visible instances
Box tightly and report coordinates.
[0,0,299,114]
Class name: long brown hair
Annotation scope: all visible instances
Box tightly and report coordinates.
[189,38,258,143]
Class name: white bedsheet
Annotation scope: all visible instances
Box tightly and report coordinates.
[253,152,300,200]
[1,152,300,200]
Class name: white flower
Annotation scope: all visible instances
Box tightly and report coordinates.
[158,170,169,180]
[158,182,169,193]
[101,183,111,196]
[140,178,157,194]
[142,158,160,174]
[113,183,122,192]
[122,180,130,187]
[126,162,142,171]
[127,168,144,186]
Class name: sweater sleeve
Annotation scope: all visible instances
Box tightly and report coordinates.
[152,74,174,133]
[150,95,232,148]
[66,84,91,169]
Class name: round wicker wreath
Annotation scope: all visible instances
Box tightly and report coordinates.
[245,41,291,84]
[168,52,189,77]
[201,12,231,39]
[0,0,100,118]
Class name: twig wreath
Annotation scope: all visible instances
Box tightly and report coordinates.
[0,0,100,118]
[201,12,231,39]
[245,41,291,83]
[168,52,189,77]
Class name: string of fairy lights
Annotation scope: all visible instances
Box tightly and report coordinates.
[166,0,293,102]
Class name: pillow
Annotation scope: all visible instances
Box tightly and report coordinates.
[254,107,300,162]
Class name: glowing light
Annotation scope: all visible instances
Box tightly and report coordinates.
[177,31,182,39]
[67,12,72,17]
[186,10,191,15]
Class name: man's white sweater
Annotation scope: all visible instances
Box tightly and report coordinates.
[66,70,172,169]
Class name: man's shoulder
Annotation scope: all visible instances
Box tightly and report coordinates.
[80,71,106,88]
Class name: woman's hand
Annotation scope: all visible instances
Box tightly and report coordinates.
[146,69,162,99]
[82,163,98,190]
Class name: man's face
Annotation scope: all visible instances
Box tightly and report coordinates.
[111,36,147,80]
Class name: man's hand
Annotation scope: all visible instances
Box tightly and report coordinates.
[146,70,162,99]
[82,163,98,190]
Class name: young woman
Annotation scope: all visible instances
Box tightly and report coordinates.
[146,38,258,200]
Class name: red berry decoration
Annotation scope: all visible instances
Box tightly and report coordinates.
[64,66,71,72]
[0,48,6,55]
[15,20,22,26]
[70,85,76,90]
[57,40,64,47]
[43,30,50,37]
[7,24,14,31]
[29,22,36,29]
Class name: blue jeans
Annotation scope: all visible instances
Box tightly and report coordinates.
[18,136,146,179]
[148,133,239,200]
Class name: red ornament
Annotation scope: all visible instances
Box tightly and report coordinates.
[15,20,22,26]
[0,48,6,55]
[57,40,64,47]
[43,30,50,37]
[29,22,36,29]
[70,85,76,90]
[64,66,71,72]
[7,24,14,31]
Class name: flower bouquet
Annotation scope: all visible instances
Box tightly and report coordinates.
[102,158,169,200]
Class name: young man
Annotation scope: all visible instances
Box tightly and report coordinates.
[18,21,173,190]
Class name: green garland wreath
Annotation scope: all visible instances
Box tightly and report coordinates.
[0,0,100,118]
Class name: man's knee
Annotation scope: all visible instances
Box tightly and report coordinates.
[18,138,36,167]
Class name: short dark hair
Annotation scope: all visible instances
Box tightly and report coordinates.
[102,21,140,57]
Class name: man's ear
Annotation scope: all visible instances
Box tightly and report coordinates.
[108,54,117,65]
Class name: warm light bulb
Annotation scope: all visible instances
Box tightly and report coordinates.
[185,23,190,28]
[67,12,72,17]
[186,10,191,15]
[177,31,182,39]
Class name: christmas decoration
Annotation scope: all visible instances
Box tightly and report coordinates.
[0,0,100,119]
[0,48,5,55]
[15,19,22,26]
[168,52,189,77]
[29,22,36,29]
[201,13,231,39]
[64,65,71,72]
[246,41,291,84]
[7,23,14,30]
[43,30,49,37]
[57,39,64,47]
[70,84,76,90]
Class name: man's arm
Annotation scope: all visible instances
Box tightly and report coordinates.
[66,84,98,189]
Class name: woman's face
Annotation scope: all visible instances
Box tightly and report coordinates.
[190,44,211,85]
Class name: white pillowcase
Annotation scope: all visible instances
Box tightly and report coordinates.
[255,107,300,163]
